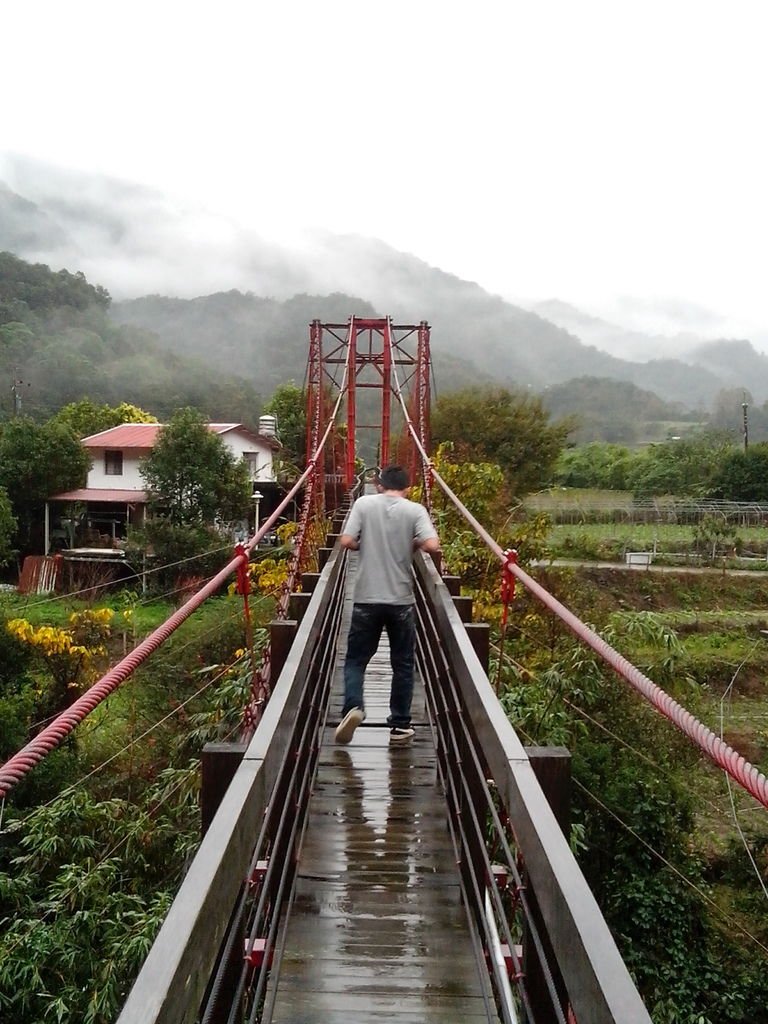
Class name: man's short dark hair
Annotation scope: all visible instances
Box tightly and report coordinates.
[379,465,409,491]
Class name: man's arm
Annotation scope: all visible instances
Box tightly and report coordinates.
[340,501,363,551]
[413,504,439,554]
[416,535,440,553]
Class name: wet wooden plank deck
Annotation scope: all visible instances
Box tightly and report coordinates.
[265,560,498,1022]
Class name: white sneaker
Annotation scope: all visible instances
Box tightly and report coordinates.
[335,707,365,744]
[389,726,415,743]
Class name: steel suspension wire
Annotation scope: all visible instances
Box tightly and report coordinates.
[244,334,353,723]
[278,323,352,595]
[0,480,308,802]
[388,326,435,519]
[500,543,768,810]
[389,380,768,811]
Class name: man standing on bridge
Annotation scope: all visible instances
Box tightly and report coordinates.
[335,465,439,745]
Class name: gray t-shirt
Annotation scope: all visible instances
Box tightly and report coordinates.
[344,494,438,605]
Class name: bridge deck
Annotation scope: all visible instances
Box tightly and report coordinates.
[265,563,498,1022]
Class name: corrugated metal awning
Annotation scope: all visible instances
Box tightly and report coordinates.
[49,488,148,503]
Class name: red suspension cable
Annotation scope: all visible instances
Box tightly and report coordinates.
[389,380,768,810]
[437,467,768,809]
[245,331,353,724]
[0,551,246,799]
[0,357,354,799]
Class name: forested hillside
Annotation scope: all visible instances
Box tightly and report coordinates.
[5,162,768,410]
[112,277,768,413]
[543,377,701,444]
[113,289,491,398]
[0,253,262,422]
[5,252,768,446]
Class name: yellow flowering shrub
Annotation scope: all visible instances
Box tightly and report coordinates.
[228,557,291,598]
[250,557,290,594]
[7,608,114,708]
[276,521,298,544]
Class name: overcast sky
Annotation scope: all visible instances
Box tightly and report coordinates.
[3,0,768,336]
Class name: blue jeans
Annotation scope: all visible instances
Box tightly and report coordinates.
[342,603,416,727]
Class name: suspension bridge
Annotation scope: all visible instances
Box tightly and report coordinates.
[1,317,767,1024]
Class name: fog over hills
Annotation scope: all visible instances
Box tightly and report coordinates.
[2,154,768,409]
[529,299,702,362]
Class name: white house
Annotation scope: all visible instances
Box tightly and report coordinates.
[46,422,281,552]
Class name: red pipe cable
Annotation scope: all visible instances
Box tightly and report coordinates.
[429,466,768,810]
[388,379,768,810]
[0,551,245,799]
[0,374,355,800]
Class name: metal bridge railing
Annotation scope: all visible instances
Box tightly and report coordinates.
[414,552,652,1024]
[117,539,348,1024]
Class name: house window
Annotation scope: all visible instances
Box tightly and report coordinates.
[105,450,123,476]
[244,453,260,480]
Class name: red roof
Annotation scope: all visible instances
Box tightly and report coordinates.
[82,422,279,449]
[82,424,161,448]
[49,488,149,503]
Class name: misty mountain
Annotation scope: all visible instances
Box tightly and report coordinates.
[530,298,702,361]
[0,182,69,253]
[0,252,263,424]
[112,290,490,399]
[686,338,768,387]
[542,377,695,445]
[2,155,767,410]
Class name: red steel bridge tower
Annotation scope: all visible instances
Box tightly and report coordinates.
[307,316,431,496]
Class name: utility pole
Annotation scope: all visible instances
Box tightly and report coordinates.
[742,392,749,454]
[11,370,29,417]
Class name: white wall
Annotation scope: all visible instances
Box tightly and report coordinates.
[219,431,275,482]
[84,430,276,491]
[86,451,147,490]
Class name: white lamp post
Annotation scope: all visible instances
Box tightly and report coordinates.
[252,490,263,538]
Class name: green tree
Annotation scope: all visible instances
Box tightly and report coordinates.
[708,442,768,501]
[141,407,251,527]
[0,321,37,360]
[554,442,635,490]
[52,399,157,438]
[0,616,36,760]
[692,514,739,561]
[414,443,550,592]
[0,251,110,321]
[431,386,572,496]
[0,486,17,566]
[627,432,734,500]
[0,787,190,1023]
[0,417,90,553]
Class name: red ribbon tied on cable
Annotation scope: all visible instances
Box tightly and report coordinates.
[234,542,253,631]
[234,543,250,596]
[500,549,518,627]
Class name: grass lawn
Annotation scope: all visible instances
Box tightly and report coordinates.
[548,521,768,548]
[544,521,768,567]
[0,591,177,633]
